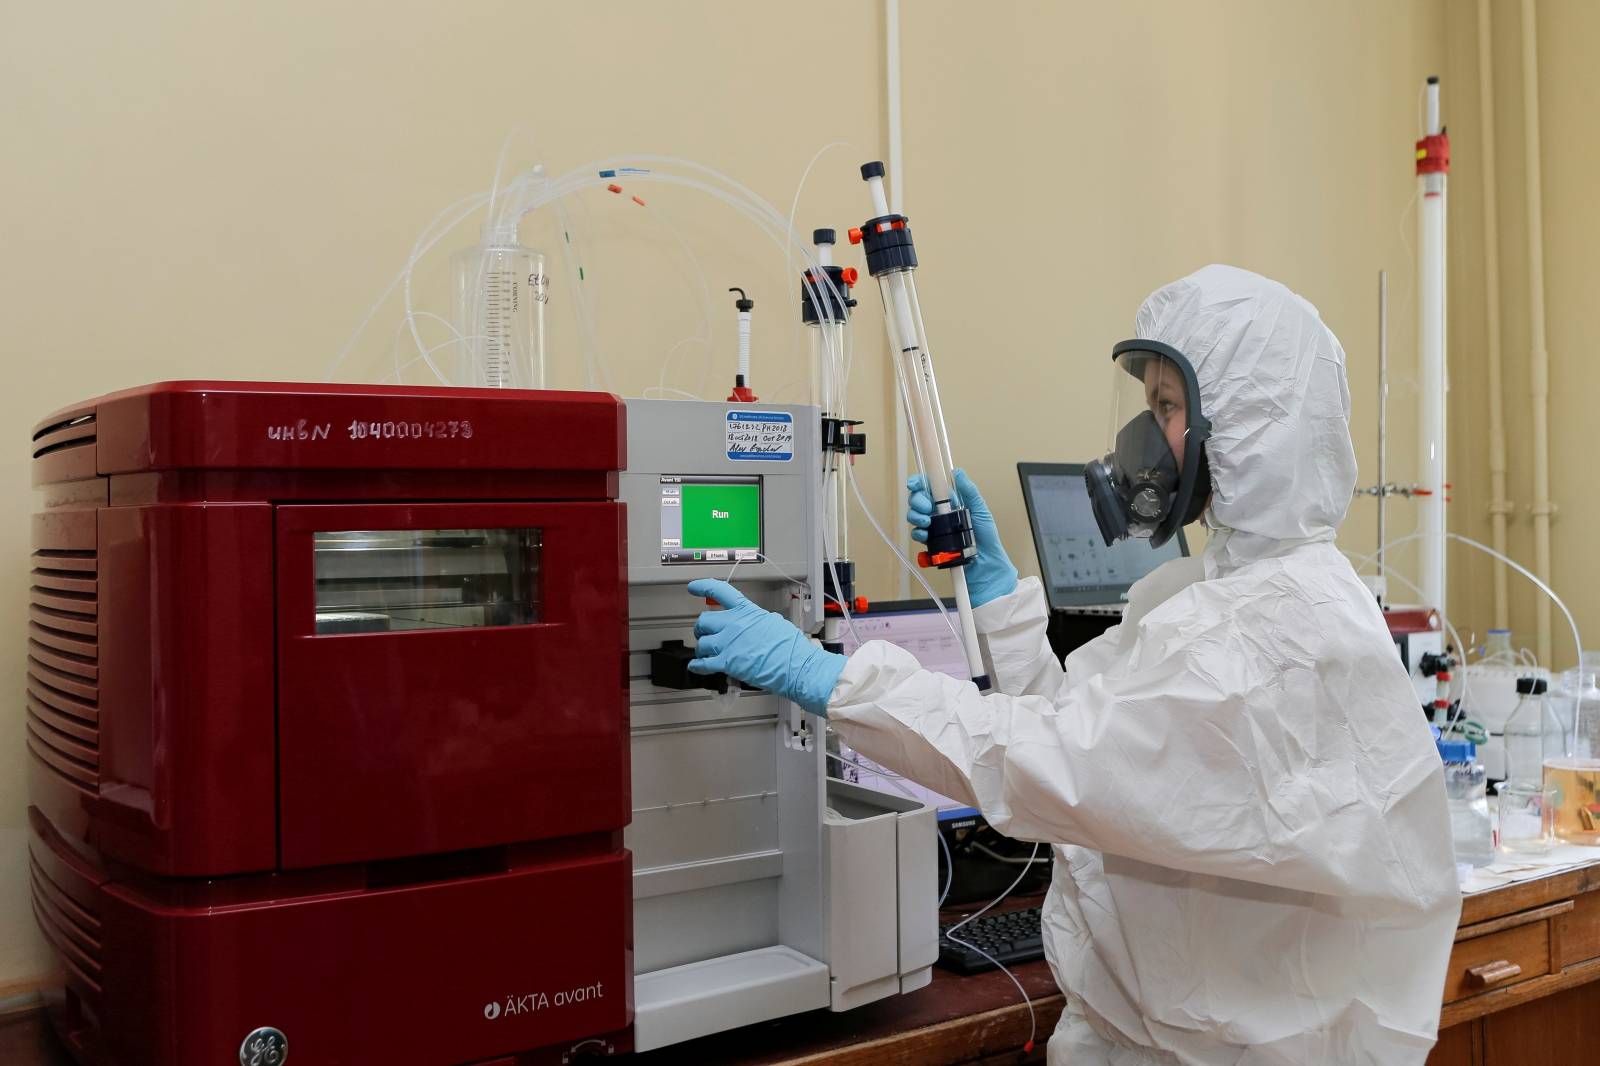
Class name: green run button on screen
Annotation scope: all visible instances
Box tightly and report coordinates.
[680,482,760,550]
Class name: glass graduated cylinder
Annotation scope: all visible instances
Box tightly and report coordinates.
[450,243,548,389]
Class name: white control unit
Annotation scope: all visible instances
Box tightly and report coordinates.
[620,399,936,1051]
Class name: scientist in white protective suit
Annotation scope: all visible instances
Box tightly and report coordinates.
[686,264,1462,1064]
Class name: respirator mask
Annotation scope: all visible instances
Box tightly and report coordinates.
[1084,339,1213,549]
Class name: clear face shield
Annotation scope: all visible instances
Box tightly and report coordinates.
[1084,340,1212,548]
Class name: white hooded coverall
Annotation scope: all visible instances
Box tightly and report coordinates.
[828,265,1461,1064]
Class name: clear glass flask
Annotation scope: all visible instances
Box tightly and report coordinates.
[450,243,548,389]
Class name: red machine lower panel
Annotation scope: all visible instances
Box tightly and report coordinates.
[39,830,632,1066]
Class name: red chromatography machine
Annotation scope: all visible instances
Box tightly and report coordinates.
[26,382,632,1065]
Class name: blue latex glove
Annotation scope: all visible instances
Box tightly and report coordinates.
[687,579,845,716]
[906,469,1018,608]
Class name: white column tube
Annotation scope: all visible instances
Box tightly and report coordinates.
[736,310,752,382]
[879,268,986,684]
[1522,0,1554,665]
[1479,0,1511,631]
[1417,77,1448,620]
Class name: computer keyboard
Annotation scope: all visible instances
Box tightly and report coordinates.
[937,906,1046,974]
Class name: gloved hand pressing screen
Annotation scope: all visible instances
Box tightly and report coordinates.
[687,579,845,716]
[905,469,1018,607]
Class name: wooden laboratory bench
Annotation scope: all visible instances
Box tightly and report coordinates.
[1426,859,1600,1065]
[10,862,1600,1066]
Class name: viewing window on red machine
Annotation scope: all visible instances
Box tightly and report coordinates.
[313,528,541,634]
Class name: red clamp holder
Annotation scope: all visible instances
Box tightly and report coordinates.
[917,550,964,568]
[1416,132,1450,175]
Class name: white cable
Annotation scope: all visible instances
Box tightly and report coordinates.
[333,154,859,519]
[1346,531,1583,667]
[341,155,846,396]
[327,190,489,381]
[785,140,852,328]
[1350,557,1476,727]
[636,198,716,392]
[657,336,712,399]
[943,842,1041,1053]
[971,841,1052,866]
[381,333,486,384]
[845,456,964,647]
[639,386,703,401]
[826,748,909,783]
[821,464,864,647]
[721,550,863,647]
[724,551,808,590]
[333,153,928,673]
[828,746,954,910]
[937,826,955,910]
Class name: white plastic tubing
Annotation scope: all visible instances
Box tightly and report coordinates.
[1349,530,1582,674]
[330,155,855,410]
[1521,0,1555,667]
[327,153,970,650]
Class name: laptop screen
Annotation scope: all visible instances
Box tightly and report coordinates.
[1018,462,1187,611]
[834,601,979,822]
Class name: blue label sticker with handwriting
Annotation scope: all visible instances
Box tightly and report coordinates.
[726,410,794,461]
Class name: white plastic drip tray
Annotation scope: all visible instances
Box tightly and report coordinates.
[633,945,830,1051]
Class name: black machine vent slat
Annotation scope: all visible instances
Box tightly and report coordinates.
[28,850,104,995]
[31,413,95,443]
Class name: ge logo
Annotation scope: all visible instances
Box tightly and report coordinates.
[238,1026,288,1065]
[484,1001,503,1020]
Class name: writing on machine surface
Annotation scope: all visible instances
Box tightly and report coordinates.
[658,474,764,564]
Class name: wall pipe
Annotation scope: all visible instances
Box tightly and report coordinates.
[1521,0,1554,665]
[1478,0,1511,631]
[885,0,912,598]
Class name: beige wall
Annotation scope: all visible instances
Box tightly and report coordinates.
[0,0,896,992]
[1445,0,1600,666]
[0,1,1457,989]
[900,1,1443,599]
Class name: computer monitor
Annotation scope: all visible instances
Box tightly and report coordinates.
[1017,461,1188,613]
[833,600,979,823]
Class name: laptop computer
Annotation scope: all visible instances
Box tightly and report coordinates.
[1017,461,1188,615]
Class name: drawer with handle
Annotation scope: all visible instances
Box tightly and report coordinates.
[1443,900,1573,1004]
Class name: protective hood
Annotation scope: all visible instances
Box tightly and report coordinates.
[1133,264,1358,573]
